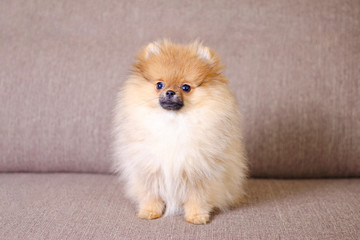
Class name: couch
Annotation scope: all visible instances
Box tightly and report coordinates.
[1,0,359,239]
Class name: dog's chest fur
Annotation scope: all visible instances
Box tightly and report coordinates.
[135,109,217,214]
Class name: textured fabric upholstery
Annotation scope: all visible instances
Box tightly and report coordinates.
[1,0,359,177]
[1,174,359,239]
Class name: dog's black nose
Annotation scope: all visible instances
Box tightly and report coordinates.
[166,90,176,98]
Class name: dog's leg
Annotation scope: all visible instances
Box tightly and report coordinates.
[184,192,211,224]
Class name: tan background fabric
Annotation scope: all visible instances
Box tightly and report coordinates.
[1,0,359,177]
[1,174,359,239]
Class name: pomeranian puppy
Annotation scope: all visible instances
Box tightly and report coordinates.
[113,40,247,224]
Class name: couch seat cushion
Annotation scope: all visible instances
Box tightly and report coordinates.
[1,174,359,239]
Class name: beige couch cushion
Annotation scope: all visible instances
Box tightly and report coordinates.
[1,0,359,177]
[1,174,359,239]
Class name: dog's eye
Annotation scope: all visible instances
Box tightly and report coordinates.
[181,84,191,92]
[156,81,164,90]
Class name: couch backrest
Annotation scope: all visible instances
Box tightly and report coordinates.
[1,0,359,178]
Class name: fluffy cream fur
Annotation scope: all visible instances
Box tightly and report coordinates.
[113,40,247,224]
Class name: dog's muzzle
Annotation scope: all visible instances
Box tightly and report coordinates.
[159,90,183,110]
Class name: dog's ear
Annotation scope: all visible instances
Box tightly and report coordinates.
[197,45,212,61]
[143,41,161,59]
[190,40,215,62]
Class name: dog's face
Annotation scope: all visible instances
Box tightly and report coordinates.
[132,40,226,112]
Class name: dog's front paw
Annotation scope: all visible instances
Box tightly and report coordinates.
[137,199,164,220]
[185,212,210,225]
[138,208,163,220]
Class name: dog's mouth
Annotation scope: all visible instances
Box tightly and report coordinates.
[159,99,184,111]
